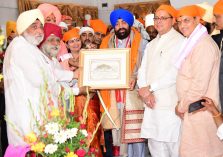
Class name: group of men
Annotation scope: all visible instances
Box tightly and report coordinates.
[2,0,223,157]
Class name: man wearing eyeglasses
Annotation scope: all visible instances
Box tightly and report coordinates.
[213,0,223,113]
[137,5,184,157]
[175,5,223,157]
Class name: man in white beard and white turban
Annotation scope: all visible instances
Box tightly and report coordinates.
[3,9,64,147]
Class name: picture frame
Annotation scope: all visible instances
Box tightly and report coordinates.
[79,48,130,89]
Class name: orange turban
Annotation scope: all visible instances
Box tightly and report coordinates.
[63,28,80,42]
[6,21,16,38]
[214,0,223,15]
[90,19,107,35]
[177,5,205,18]
[156,5,177,18]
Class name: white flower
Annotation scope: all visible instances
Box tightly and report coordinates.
[44,144,58,154]
[45,122,60,135]
[54,130,68,144]
[80,129,88,137]
[66,128,78,139]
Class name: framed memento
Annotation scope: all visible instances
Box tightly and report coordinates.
[79,48,130,89]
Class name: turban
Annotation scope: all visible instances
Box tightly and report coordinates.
[145,14,154,27]
[156,5,177,18]
[196,2,214,23]
[37,3,61,25]
[177,5,205,18]
[6,21,17,38]
[59,22,68,30]
[39,23,62,47]
[79,27,94,35]
[90,19,107,35]
[214,0,223,15]
[16,9,44,35]
[110,9,134,27]
[137,18,145,26]
[61,15,72,21]
[63,28,80,42]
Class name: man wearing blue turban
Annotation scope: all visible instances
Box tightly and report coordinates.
[100,8,147,157]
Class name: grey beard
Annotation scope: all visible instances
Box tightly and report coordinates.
[23,31,44,46]
[41,44,60,58]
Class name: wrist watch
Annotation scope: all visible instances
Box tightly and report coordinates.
[148,85,154,93]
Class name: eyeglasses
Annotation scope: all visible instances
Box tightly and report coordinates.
[176,17,195,26]
[153,16,172,22]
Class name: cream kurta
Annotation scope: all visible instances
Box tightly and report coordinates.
[177,34,223,157]
[138,28,184,142]
[3,36,71,146]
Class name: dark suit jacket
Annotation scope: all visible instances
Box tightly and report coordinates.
[212,30,223,113]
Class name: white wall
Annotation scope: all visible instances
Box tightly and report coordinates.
[170,0,217,8]
[0,0,18,33]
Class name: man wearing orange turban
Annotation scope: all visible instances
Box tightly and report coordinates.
[175,5,223,157]
[90,19,107,48]
[213,1,223,113]
[138,4,184,157]
[6,21,17,46]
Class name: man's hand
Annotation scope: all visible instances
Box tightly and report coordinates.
[73,69,79,79]
[129,78,136,90]
[68,58,79,68]
[138,86,156,108]
[175,103,184,119]
[144,94,156,108]
[138,86,151,99]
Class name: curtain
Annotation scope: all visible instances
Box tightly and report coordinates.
[17,0,98,26]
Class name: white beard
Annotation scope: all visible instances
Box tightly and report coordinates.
[23,31,44,46]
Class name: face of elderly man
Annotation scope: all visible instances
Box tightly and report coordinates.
[41,34,60,58]
[80,31,94,45]
[154,10,174,35]
[114,19,131,40]
[214,14,223,30]
[22,20,44,45]
[94,32,105,45]
[177,15,200,37]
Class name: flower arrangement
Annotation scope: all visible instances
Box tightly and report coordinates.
[5,80,103,157]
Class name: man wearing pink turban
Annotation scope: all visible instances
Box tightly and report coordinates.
[37,3,61,25]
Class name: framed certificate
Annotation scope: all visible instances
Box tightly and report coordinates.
[79,48,130,89]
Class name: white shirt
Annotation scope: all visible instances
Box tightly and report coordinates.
[4,36,66,146]
[138,28,184,142]
[217,124,223,140]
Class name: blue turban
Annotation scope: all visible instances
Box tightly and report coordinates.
[110,9,134,28]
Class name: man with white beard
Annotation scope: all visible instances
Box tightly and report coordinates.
[3,9,70,146]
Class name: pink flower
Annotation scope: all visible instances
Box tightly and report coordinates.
[65,147,70,153]
[90,147,95,153]
[76,148,86,157]
[70,112,75,116]
[80,124,86,129]
[79,140,85,146]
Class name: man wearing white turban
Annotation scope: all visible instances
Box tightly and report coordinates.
[3,9,62,146]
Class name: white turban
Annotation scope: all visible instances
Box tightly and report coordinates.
[145,14,154,27]
[16,9,44,35]
[196,2,214,23]
[59,22,68,30]
[79,27,94,35]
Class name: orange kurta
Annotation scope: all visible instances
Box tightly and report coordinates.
[177,34,223,157]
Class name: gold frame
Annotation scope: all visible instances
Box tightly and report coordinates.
[79,48,130,89]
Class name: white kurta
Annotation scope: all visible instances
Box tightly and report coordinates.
[137,28,184,142]
[3,36,69,146]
